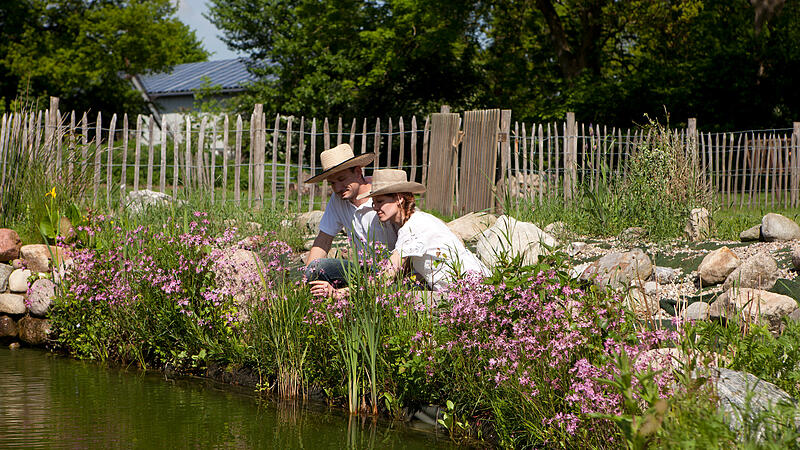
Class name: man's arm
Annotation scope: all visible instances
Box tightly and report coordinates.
[305,231,335,266]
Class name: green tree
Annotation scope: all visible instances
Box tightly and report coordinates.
[0,0,208,114]
[207,0,483,118]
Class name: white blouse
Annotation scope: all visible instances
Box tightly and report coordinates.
[395,210,490,291]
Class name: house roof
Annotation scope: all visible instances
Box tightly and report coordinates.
[139,58,255,97]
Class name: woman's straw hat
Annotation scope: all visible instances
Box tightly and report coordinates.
[305,143,375,184]
[356,169,426,200]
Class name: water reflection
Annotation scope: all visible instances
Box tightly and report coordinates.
[0,348,452,449]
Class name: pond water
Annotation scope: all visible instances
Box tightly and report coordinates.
[0,347,454,449]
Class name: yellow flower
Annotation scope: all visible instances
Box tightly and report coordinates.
[46,187,56,199]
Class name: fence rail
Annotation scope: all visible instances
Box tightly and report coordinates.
[2,99,799,217]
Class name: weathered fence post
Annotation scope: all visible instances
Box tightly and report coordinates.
[564,112,577,202]
[793,122,800,207]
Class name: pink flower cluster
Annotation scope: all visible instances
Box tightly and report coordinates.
[439,270,678,435]
[62,213,295,330]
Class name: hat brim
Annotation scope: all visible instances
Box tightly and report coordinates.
[305,153,375,184]
[355,182,426,200]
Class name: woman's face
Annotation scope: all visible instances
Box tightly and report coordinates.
[372,194,402,224]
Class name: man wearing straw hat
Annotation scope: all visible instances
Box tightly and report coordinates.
[303,143,397,287]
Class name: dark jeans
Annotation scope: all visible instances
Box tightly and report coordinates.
[304,258,432,291]
[303,258,358,288]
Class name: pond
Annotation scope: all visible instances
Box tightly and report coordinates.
[0,347,454,449]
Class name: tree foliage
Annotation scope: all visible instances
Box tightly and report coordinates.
[209,0,800,129]
[208,0,484,118]
[0,0,208,114]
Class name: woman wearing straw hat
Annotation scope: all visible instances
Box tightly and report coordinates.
[304,144,397,289]
[311,169,489,297]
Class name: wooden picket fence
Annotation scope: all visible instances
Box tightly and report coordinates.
[2,98,799,216]
[503,117,800,210]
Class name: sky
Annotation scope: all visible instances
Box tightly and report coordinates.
[174,0,243,60]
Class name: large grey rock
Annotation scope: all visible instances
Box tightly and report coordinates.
[698,247,741,286]
[0,264,13,291]
[27,278,56,316]
[446,212,497,242]
[722,253,778,292]
[8,269,31,293]
[17,316,51,346]
[543,221,567,236]
[685,207,711,241]
[683,301,711,321]
[476,216,558,268]
[125,189,182,214]
[579,248,653,290]
[211,248,265,309]
[0,316,17,337]
[654,266,681,283]
[0,229,21,262]
[619,227,647,242]
[0,293,26,315]
[740,225,761,242]
[761,213,800,241]
[626,288,659,319]
[715,368,797,440]
[20,244,62,273]
[294,210,325,234]
[709,288,798,335]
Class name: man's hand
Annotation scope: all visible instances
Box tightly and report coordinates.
[306,232,334,266]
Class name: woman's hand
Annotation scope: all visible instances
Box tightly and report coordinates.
[310,280,348,299]
[309,280,335,298]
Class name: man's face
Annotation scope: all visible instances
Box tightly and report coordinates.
[328,168,362,201]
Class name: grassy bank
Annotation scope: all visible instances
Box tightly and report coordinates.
[28,195,799,449]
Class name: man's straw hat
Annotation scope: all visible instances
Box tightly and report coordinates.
[305,143,374,183]
[356,169,426,200]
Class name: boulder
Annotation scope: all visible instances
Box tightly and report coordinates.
[476,216,558,268]
[683,301,711,321]
[0,229,22,262]
[709,288,798,335]
[0,316,17,337]
[569,262,591,279]
[761,213,800,241]
[124,189,181,214]
[211,248,265,307]
[579,248,653,290]
[20,244,63,273]
[11,259,23,269]
[0,264,13,291]
[543,221,567,236]
[619,227,647,242]
[0,293,26,315]
[27,278,56,316]
[740,225,761,242]
[8,269,31,293]
[698,247,741,286]
[685,207,711,241]
[17,316,51,345]
[626,288,660,319]
[722,253,778,292]
[654,266,681,284]
[446,212,497,242]
[294,210,325,234]
[715,368,797,440]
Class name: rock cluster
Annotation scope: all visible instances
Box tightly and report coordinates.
[0,232,62,347]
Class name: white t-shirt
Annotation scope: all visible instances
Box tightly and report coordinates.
[318,193,397,254]
[395,210,490,291]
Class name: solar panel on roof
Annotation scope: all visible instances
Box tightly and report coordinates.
[138,58,256,96]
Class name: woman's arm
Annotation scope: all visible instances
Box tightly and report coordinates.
[381,250,404,279]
